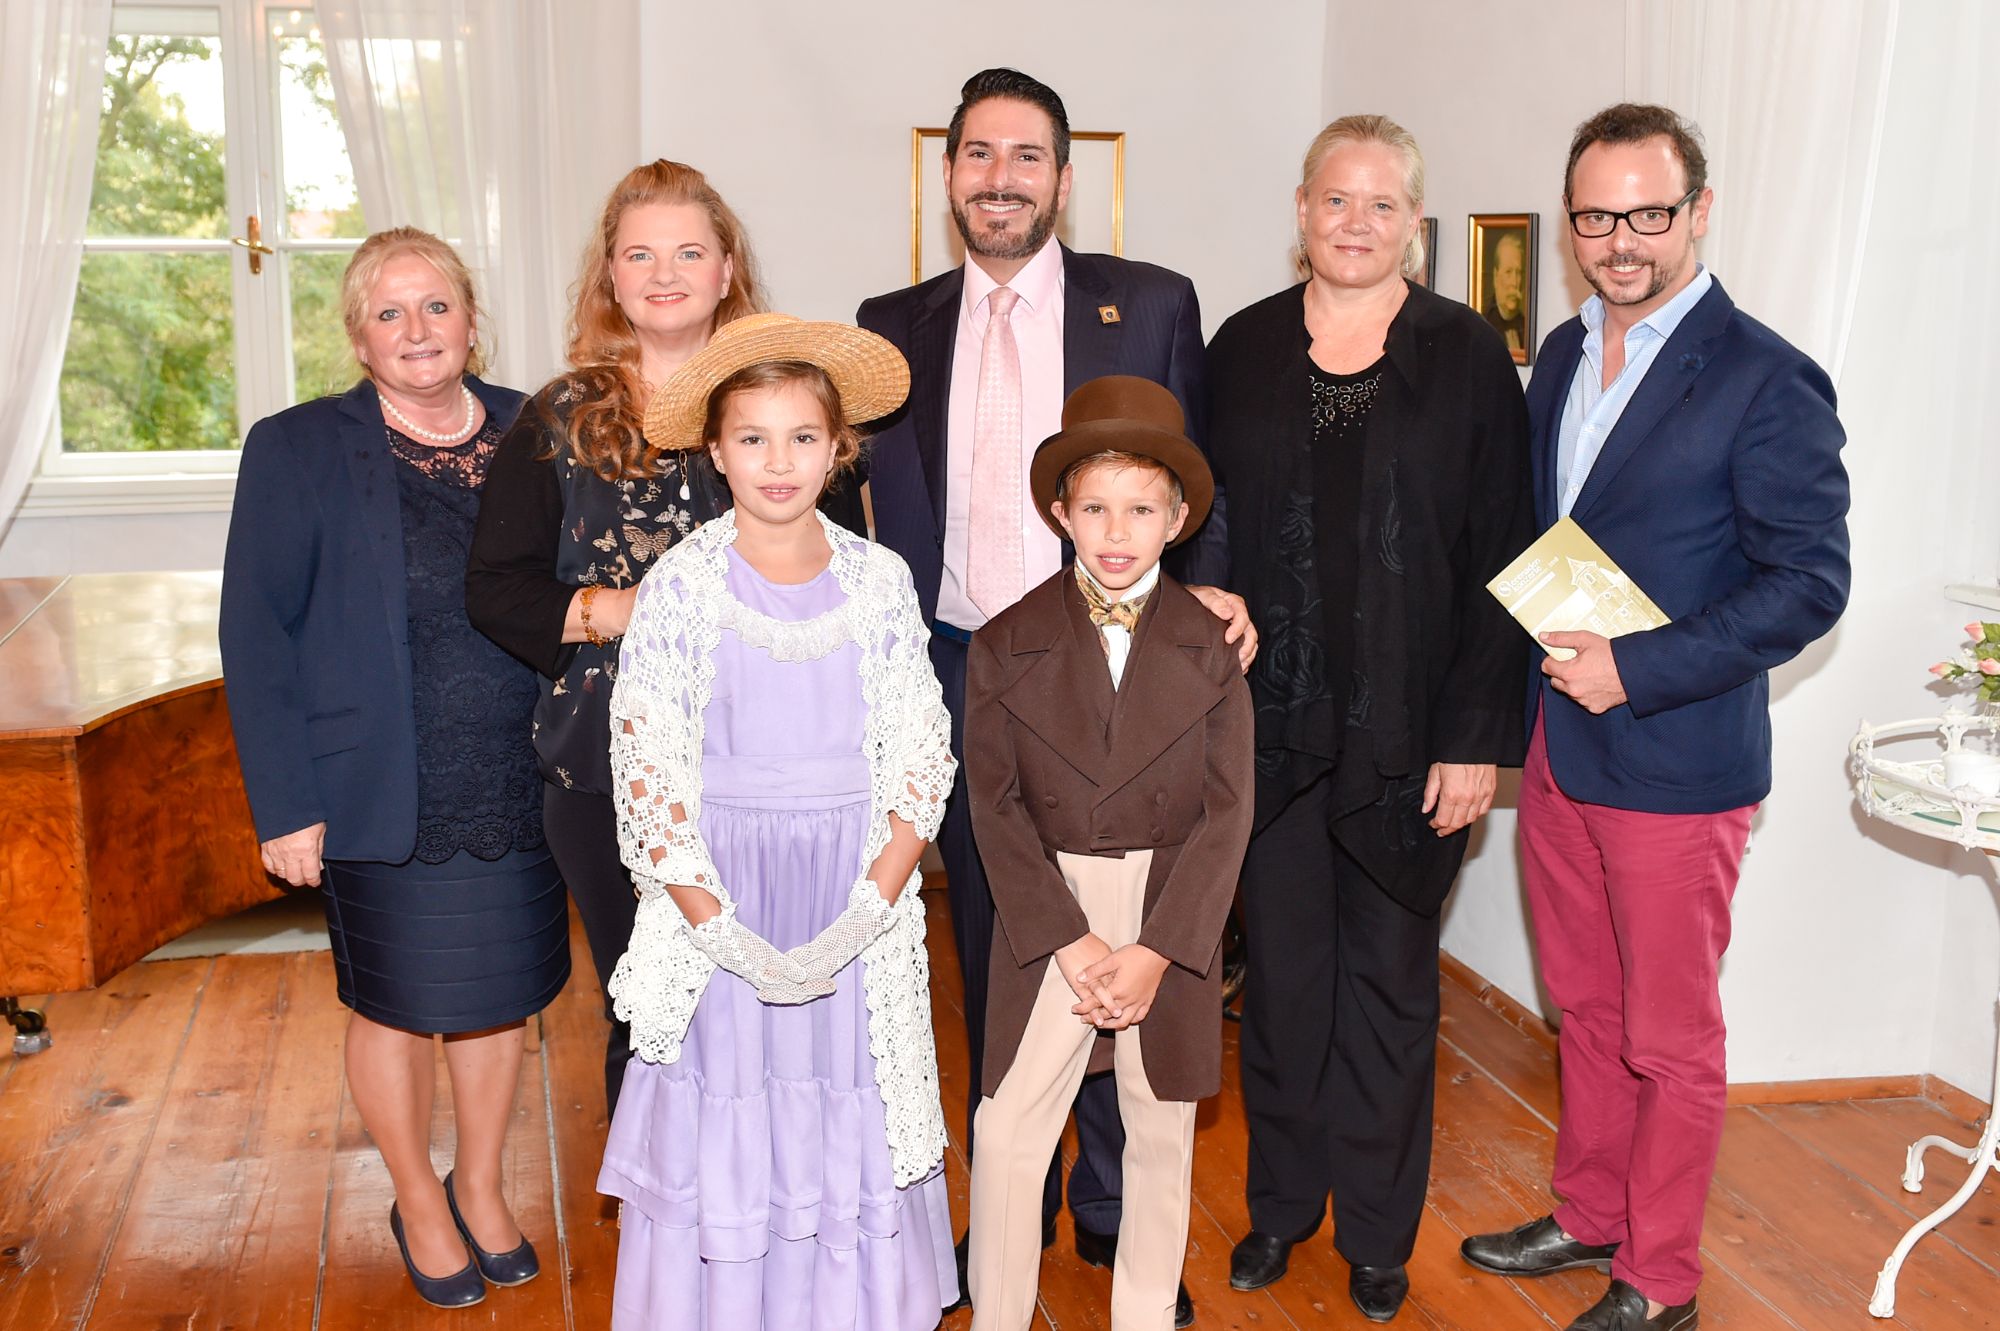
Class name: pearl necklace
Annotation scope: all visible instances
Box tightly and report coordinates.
[381,383,479,444]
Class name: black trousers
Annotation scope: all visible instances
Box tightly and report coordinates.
[1238,770,1441,1267]
[931,631,1125,1237]
[542,781,640,1115]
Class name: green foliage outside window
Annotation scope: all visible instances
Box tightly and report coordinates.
[59,34,364,454]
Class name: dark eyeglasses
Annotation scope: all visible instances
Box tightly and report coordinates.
[1567,188,1700,238]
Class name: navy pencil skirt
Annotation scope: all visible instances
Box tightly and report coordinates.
[321,845,571,1034]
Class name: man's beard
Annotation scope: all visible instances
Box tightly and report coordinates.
[951,191,1058,262]
[1586,254,1676,306]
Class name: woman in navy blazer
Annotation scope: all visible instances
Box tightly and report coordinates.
[221,229,566,1309]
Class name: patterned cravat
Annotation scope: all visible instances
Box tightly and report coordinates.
[966,286,1023,618]
[1076,562,1151,633]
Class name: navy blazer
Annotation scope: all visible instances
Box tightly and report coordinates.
[1526,278,1850,813]
[220,376,527,858]
[855,246,1225,627]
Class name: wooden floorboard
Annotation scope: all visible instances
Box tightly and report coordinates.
[2,891,1997,1329]
[0,959,212,1331]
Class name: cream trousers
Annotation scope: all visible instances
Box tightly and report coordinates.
[968,849,1198,1331]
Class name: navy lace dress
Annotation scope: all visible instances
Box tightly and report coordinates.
[319,419,571,1034]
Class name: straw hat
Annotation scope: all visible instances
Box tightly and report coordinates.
[642,312,911,450]
[1028,376,1214,547]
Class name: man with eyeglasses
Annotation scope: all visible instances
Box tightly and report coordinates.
[1458,104,1851,1331]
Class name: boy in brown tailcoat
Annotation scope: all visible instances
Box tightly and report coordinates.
[963,376,1255,1331]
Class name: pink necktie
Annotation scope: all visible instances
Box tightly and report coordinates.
[967,286,1023,619]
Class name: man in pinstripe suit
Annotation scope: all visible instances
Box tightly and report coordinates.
[855,67,1249,1327]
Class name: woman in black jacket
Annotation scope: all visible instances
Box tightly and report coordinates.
[221,229,564,1308]
[1207,116,1534,1322]
[465,161,868,1117]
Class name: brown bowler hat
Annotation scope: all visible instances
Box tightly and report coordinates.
[1028,376,1213,547]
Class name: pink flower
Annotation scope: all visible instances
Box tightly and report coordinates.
[1968,623,1985,640]
[1981,659,2000,676]
[1931,662,1955,676]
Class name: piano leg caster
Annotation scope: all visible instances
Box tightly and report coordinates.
[4,997,50,1056]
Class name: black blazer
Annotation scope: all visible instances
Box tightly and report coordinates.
[855,246,1225,627]
[1206,281,1534,911]
[1525,279,1850,812]
[220,376,527,859]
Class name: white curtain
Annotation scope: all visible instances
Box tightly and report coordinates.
[1624,0,1899,381]
[0,1,112,543]
[319,0,638,392]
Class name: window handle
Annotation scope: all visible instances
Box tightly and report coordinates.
[231,214,275,274]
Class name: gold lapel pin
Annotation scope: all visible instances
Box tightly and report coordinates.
[1098,304,1121,325]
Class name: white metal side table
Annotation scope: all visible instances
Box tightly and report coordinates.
[1849,712,2000,1318]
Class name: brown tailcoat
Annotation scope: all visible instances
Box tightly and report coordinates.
[965,567,1254,1103]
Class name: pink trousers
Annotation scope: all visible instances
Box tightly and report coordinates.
[1519,715,1754,1305]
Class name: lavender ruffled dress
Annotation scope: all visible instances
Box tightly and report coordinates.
[598,547,957,1330]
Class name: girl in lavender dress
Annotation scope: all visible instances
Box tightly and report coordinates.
[598,313,958,1329]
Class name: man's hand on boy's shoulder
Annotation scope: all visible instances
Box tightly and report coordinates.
[1185,585,1258,673]
[1073,944,1172,1030]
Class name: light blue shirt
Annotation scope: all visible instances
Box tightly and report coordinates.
[1555,265,1713,517]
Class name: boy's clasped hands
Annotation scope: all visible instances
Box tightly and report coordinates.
[1054,934,1171,1030]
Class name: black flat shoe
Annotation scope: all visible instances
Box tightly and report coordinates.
[1075,1227,1193,1326]
[1349,1264,1410,1323]
[1229,1229,1297,1290]
[389,1203,484,1308]
[444,1172,539,1287]
[1461,1215,1619,1278]
[1567,1279,1698,1331]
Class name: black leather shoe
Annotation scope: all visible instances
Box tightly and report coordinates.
[389,1203,484,1308]
[444,1172,539,1287]
[1075,1224,1116,1268]
[1461,1215,1619,1277]
[1567,1279,1698,1331]
[1076,1227,1192,1326]
[1349,1264,1410,1322]
[1229,1230,1295,1291]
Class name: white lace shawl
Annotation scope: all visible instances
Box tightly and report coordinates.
[604,509,956,1186]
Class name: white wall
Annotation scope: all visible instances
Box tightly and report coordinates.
[635,0,1322,335]
[1336,0,2000,1097]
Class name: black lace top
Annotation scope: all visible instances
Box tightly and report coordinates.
[388,420,546,862]
[1250,353,1385,802]
[463,378,726,796]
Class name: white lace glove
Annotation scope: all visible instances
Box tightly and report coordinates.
[689,913,835,1005]
[787,877,898,987]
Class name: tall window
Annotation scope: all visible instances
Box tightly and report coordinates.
[53,1,364,472]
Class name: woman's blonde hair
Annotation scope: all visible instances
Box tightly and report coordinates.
[560,160,765,480]
[701,361,863,492]
[340,227,486,378]
[1298,114,1428,281]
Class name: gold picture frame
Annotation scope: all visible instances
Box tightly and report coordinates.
[1467,212,1538,365]
[909,127,1126,285]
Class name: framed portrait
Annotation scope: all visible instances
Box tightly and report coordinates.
[909,127,1125,285]
[1467,213,1538,365]
[1414,216,1438,289]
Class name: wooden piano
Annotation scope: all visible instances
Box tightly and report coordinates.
[0,573,277,1039]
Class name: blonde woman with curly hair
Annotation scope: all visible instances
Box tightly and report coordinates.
[468,162,862,1115]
